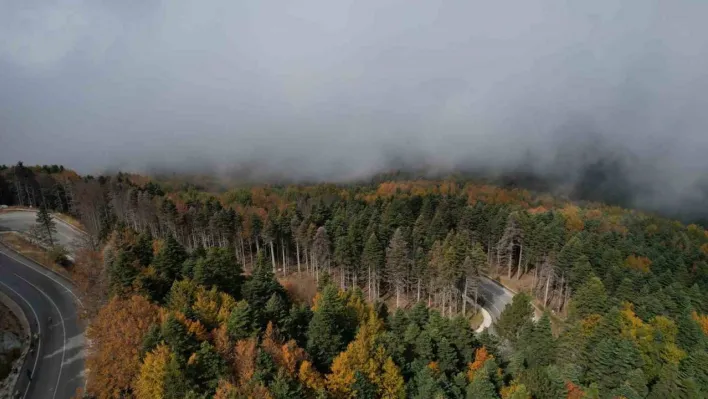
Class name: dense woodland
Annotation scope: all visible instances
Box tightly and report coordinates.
[2,162,708,398]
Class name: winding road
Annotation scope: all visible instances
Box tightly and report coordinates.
[462,277,515,333]
[0,211,85,399]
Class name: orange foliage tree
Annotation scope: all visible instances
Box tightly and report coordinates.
[624,255,652,273]
[692,311,708,335]
[86,295,160,398]
[467,346,494,382]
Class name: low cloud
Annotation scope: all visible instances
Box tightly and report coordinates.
[1,1,707,218]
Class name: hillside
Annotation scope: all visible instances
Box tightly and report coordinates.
[1,162,708,398]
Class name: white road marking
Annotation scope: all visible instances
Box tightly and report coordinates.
[12,273,67,399]
[0,247,83,307]
[0,280,41,399]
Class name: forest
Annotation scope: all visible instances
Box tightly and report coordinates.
[1,162,708,398]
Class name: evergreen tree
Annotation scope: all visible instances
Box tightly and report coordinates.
[495,293,533,344]
[154,235,187,281]
[109,250,139,294]
[352,370,378,399]
[570,276,608,320]
[242,252,289,328]
[362,232,384,301]
[466,372,499,399]
[386,228,410,308]
[134,231,154,267]
[306,285,350,370]
[227,301,255,340]
[34,203,57,246]
[187,341,227,394]
[193,247,243,297]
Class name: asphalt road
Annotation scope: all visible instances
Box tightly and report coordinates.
[0,211,80,251]
[0,212,85,399]
[477,276,514,321]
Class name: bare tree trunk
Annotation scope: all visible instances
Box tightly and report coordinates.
[516,244,523,280]
[507,246,513,279]
[296,242,301,273]
[474,286,478,315]
[281,238,286,275]
[269,241,276,274]
[463,279,468,316]
[396,285,401,309]
[417,279,421,303]
[239,236,245,265]
[367,265,371,301]
[544,272,552,307]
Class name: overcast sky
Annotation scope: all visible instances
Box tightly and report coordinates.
[1,1,708,213]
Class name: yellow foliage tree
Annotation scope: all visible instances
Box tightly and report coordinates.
[135,344,170,399]
[299,360,325,391]
[192,286,222,327]
[326,310,384,396]
[379,357,405,399]
[86,295,160,398]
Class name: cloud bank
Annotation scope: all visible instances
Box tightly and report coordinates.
[1,1,708,217]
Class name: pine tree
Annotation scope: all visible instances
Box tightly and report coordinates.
[134,231,154,267]
[362,233,384,301]
[187,341,227,395]
[153,235,187,281]
[242,252,289,328]
[227,301,255,340]
[352,370,378,399]
[466,371,499,399]
[110,250,139,294]
[495,292,533,344]
[570,277,608,320]
[386,228,410,309]
[193,247,243,297]
[35,203,57,246]
[312,226,331,281]
[306,285,349,370]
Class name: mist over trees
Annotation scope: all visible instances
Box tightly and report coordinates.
[3,163,708,397]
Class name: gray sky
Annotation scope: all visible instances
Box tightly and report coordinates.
[1,1,708,214]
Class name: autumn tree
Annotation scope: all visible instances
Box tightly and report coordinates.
[135,344,171,399]
[86,295,160,398]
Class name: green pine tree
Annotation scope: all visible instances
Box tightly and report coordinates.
[466,371,499,399]
[495,292,533,344]
[34,203,57,246]
[570,276,608,320]
[154,235,187,281]
[193,247,243,297]
[227,301,255,340]
[306,285,349,370]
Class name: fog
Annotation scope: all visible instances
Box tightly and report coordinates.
[1,1,708,217]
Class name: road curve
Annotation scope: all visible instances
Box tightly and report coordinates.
[463,276,515,333]
[0,212,85,399]
[477,276,514,322]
